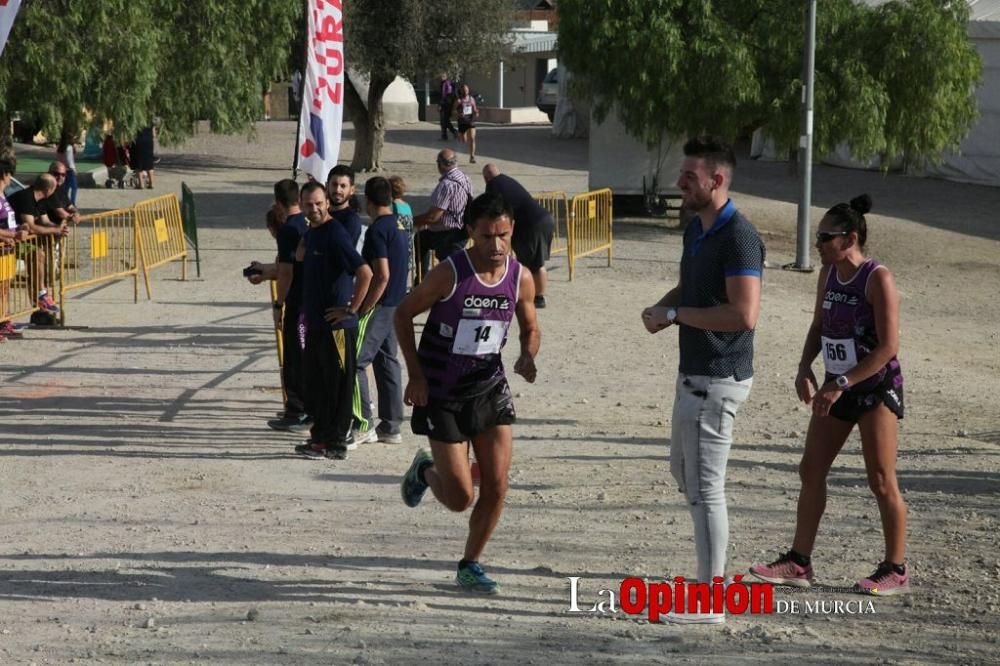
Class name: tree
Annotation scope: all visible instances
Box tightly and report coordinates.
[557,0,982,169]
[342,0,515,171]
[0,0,300,161]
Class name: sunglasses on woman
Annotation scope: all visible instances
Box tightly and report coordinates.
[815,230,849,243]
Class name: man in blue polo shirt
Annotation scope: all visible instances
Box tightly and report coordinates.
[350,177,410,445]
[294,181,373,460]
[642,136,765,625]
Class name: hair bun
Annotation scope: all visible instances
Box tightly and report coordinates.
[849,194,872,216]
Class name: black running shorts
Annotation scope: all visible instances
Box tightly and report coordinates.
[411,379,516,442]
[829,382,904,424]
[512,214,554,271]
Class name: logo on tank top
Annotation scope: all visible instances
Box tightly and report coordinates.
[463,294,511,311]
[824,290,858,306]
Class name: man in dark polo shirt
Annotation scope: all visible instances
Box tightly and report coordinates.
[350,176,410,445]
[641,136,765,625]
[247,179,311,432]
[294,181,372,460]
[482,163,554,308]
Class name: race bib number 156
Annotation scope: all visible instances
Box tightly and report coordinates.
[821,336,857,375]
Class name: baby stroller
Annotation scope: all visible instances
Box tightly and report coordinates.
[101,135,139,189]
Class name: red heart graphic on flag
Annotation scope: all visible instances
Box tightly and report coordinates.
[300,139,315,158]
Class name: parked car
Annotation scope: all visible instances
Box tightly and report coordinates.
[536,67,558,122]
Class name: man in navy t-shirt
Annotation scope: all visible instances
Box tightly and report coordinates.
[246,180,310,431]
[327,164,363,249]
[350,177,411,444]
[294,181,373,459]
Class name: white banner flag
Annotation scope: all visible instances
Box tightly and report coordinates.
[0,0,23,59]
[296,0,345,183]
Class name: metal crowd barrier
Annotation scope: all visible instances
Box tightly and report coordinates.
[134,193,188,299]
[533,191,570,256]
[567,188,614,281]
[59,207,144,318]
[1,233,53,322]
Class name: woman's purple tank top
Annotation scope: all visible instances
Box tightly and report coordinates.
[820,259,902,391]
[418,251,522,400]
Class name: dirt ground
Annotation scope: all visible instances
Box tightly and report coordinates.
[1,121,999,665]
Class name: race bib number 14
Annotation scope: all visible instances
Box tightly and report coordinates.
[453,319,504,356]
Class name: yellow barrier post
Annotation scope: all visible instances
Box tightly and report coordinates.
[270,281,287,403]
[532,191,570,257]
[567,188,614,281]
[134,193,188,298]
[58,207,145,322]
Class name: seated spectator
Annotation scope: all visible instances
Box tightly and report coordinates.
[44,162,80,225]
[8,173,66,313]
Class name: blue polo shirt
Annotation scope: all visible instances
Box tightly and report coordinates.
[678,199,765,380]
[362,213,410,307]
[302,219,365,331]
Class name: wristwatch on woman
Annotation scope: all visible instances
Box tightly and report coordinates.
[835,375,850,390]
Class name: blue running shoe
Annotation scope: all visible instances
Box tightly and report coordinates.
[456,561,498,595]
[401,448,432,507]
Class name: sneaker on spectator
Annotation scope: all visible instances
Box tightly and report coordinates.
[324,443,349,460]
[351,426,378,446]
[854,561,910,596]
[534,295,547,309]
[295,441,328,459]
[267,413,311,432]
[0,320,23,339]
[376,424,402,444]
[37,292,60,313]
[749,551,815,588]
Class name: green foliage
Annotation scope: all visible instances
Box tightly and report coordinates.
[344,0,514,82]
[558,0,983,167]
[0,0,300,144]
[342,0,516,170]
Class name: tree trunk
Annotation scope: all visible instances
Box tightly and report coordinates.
[348,73,394,172]
[0,117,16,171]
[345,77,370,171]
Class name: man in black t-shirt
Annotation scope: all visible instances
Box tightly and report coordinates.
[482,164,554,308]
[350,177,410,445]
[43,163,80,225]
[246,179,310,431]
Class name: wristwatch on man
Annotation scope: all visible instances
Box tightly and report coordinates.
[835,374,850,390]
[665,307,678,324]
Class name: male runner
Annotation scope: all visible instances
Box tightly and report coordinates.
[395,191,540,594]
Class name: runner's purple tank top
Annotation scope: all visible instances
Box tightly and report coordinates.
[820,259,902,391]
[418,251,522,400]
